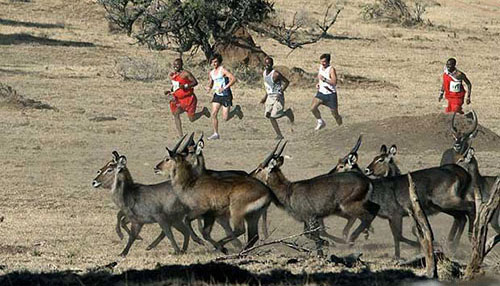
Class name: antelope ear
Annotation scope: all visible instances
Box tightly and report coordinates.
[112,151,120,162]
[380,145,387,154]
[469,129,478,139]
[266,158,277,172]
[347,153,358,166]
[166,147,175,158]
[389,145,397,157]
[276,156,285,167]
[118,155,127,166]
[195,140,204,155]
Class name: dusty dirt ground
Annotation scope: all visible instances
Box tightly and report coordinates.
[0,0,499,285]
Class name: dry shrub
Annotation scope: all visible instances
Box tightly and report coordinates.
[230,63,262,85]
[361,0,429,27]
[0,83,57,111]
[114,56,168,82]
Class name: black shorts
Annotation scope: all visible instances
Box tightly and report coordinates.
[315,91,338,109]
[212,93,233,107]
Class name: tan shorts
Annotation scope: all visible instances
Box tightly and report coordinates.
[265,94,284,118]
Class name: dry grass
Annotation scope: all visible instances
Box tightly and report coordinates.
[0,0,499,284]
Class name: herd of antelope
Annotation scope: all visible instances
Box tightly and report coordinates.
[92,110,499,259]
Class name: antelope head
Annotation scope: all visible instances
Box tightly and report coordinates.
[450,110,478,155]
[365,144,400,178]
[251,140,286,184]
[154,134,188,176]
[92,151,124,189]
[330,135,363,173]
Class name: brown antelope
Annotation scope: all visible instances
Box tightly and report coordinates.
[439,111,499,233]
[154,135,272,254]
[92,151,204,256]
[251,141,379,256]
[440,110,478,166]
[455,147,500,234]
[363,146,475,257]
[174,133,270,239]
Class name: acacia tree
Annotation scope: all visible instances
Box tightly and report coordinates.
[99,0,342,60]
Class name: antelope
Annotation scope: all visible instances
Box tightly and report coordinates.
[154,135,272,254]
[174,133,270,239]
[363,145,475,257]
[455,147,500,234]
[92,151,203,256]
[251,141,379,256]
[112,135,245,250]
[440,110,478,166]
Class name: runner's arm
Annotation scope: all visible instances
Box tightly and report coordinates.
[206,71,213,91]
[462,73,472,100]
[183,71,198,89]
[328,66,338,86]
[222,68,236,90]
[275,71,289,93]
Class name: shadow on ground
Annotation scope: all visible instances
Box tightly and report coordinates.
[0,18,65,29]
[0,33,94,47]
[0,262,427,286]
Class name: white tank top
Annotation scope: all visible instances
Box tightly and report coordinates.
[318,65,336,94]
[263,70,282,96]
[210,67,226,96]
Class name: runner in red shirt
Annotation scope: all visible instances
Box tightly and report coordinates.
[438,58,472,114]
[167,58,210,137]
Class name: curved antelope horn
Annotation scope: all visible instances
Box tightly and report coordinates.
[181,132,196,153]
[178,132,195,154]
[275,140,288,158]
[262,140,281,166]
[350,135,363,154]
[464,109,478,138]
[450,112,458,136]
[170,134,187,154]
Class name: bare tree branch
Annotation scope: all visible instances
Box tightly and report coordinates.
[249,4,342,51]
[216,227,320,261]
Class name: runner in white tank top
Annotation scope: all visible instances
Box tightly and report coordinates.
[260,57,294,140]
[206,53,243,140]
[311,53,342,131]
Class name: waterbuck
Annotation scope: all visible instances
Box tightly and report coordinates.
[440,110,478,166]
[251,141,379,256]
[92,151,203,256]
[364,146,474,257]
[170,133,270,239]
[154,135,273,254]
[455,147,500,234]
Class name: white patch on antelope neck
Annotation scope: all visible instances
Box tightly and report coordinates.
[244,195,270,213]
[92,181,101,188]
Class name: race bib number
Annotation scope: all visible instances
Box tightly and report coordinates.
[172,80,180,91]
[449,81,461,93]
[266,85,273,94]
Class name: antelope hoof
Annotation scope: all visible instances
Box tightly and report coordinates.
[173,249,185,255]
[136,235,143,241]
[119,251,128,257]
[117,232,124,241]
[146,245,154,251]
[193,238,205,245]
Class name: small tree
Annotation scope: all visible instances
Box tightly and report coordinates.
[99,0,342,61]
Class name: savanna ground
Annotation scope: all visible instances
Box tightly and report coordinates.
[0,0,499,285]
